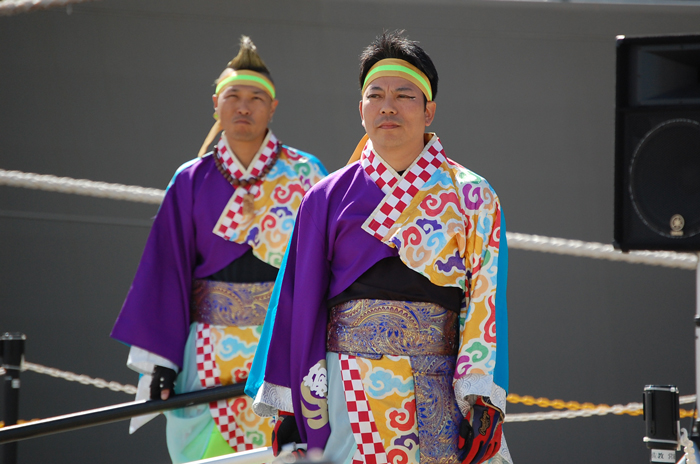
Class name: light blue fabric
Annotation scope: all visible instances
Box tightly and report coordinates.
[493,213,509,393]
[245,237,292,399]
[323,352,358,464]
[164,324,218,463]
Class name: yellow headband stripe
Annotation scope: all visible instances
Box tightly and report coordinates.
[362,59,432,101]
[216,70,276,99]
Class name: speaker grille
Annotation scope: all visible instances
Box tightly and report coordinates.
[629,118,700,239]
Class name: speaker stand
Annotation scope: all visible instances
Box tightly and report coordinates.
[691,254,700,452]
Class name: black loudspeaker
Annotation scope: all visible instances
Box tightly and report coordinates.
[615,34,700,252]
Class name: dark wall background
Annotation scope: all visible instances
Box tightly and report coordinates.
[1,1,698,463]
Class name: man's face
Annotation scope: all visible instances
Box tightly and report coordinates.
[213,82,278,143]
[359,75,435,155]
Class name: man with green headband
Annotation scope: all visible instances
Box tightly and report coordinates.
[111,36,327,463]
[250,31,512,464]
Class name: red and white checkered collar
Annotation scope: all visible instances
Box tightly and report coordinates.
[215,130,278,181]
[361,134,447,241]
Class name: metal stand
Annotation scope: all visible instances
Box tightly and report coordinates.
[686,254,700,463]
[1,333,25,464]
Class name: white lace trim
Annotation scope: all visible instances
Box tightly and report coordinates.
[253,380,293,417]
[453,374,507,414]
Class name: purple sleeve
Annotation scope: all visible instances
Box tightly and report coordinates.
[111,168,196,368]
[264,192,332,448]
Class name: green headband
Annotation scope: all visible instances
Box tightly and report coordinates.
[362,58,433,101]
[216,71,276,99]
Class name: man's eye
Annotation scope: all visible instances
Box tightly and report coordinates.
[399,95,415,99]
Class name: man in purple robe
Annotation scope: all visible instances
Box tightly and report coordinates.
[252,31,511,464]
[111,36,327,463]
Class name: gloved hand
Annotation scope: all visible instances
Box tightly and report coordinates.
[150,366,177,400]
[271,412,304,457]
[459,397,503,464]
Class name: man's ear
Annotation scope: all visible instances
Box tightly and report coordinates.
[424,101,436,127]
[359,100,366,130]
[212,94,219,111]
[269,99,279,120]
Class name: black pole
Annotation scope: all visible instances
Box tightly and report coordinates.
[0,382,246,444]
[1,332,26,464]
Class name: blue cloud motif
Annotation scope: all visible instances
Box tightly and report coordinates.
[245,226,260,246]
[422,168,452,190]
[217,334,256,361]
[270,206,293,218]
[268,160,297,180]
[476,214,493,236]
[485,349,497,374]
[365,368,413,399]
[279,216,296,233]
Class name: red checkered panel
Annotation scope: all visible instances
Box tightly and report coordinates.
[339,354,388,464]
[361,138,446,240]
[361,145,399,195]
[195,323,253,452]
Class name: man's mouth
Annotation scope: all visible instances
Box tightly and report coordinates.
[378,120,400,129]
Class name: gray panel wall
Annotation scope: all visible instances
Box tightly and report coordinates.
[1,1,698,462]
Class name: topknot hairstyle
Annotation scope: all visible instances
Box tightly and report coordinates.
[359,30,438,101]
[226,35,273,82]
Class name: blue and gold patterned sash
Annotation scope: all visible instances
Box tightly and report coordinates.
[191,280,273,327]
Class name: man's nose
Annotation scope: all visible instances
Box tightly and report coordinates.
[380,101,397,114]
[237,101,251,114]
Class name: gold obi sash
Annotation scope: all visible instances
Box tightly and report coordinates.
[191,280,273,327]
[327,298,459,359]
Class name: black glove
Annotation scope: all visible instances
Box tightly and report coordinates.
[271,413,303,457]
[150,366,177,400]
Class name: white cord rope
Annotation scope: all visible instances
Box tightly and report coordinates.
[0,169,164,204]
[0,361,137,395]
[508,232,698,270]
[682,428,698,464]
[0,0,96,16]
[1,168,697,269]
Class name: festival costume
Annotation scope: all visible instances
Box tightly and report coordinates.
[249,133,511,464]
[111,131,327,463]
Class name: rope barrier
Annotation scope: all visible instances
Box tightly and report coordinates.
[6,359,697,424]
[1,168,697,269]
[505,394,696,422]
[507,232,698,270]
[0,362,137,395]
[0,169,164,204]
[0,0,97,16]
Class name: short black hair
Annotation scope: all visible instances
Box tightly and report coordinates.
[359,30,438,101]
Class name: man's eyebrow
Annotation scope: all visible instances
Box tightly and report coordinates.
[368,85,384,92]
[395,86,418,92]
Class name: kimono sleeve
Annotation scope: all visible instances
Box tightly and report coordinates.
[453,189,509,416]
[253,193,333,449]
[110,162,198,369]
